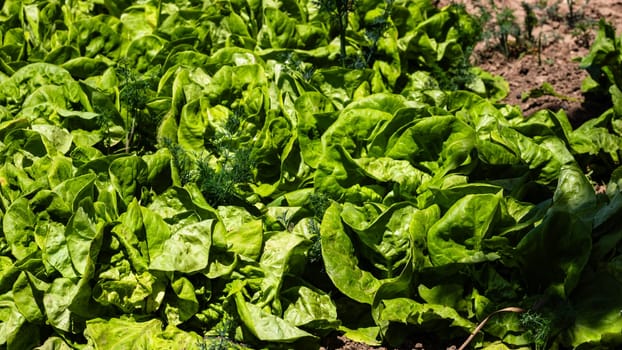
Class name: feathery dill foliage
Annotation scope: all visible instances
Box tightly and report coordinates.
[522,1,538,41]
[117,65,150,111]
[566,0,592,28]
[116,62,158,152]
[473,1,525,58]
[94,105,117,154]
[225,106,242,134]
[283,52,316,82]
[305,192,330,265]
[199,111,255,207]
[197,147,255,207]
[519,310,552,350]
[495,7,521,57]
[166,142,255,207]
[313,0,356,66]
[307,218,323,265]
[362,0,393,67]
[163,138,195,185]
[430,54,479,92]
[206,107,243,154]
[164,111,256,207]
[198,313,246,350]
[308,192,331,220]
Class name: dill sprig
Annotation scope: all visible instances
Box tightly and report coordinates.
[116,62,158,152]
[199,313,247,350]
[313,0,356,66]
[307,218,323,264]
[197,146,255,207]
[163,138,196,185]
[520,310,552,350]
[308,192,331,219]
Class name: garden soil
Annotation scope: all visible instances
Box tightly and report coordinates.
[446,0,622,125]
[320,1,622,349]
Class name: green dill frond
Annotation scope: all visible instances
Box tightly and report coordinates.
[119,78,150,111]
[228,147,254,184]
[519,310,552,350]
[196,146,255,207]
[313,0,355,15]
[313,0,356,66]
[163,138,196,185]
[116,62,153,111]
[308,191,331,219]
[226,107,242,135]
[199,313,248,350]
[115,61,160,152]
[522,1,538,41]
[197,156,235,207]
[307,218,322,264]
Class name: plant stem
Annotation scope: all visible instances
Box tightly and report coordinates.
[126,108,137,153]
[156,0,162,28]
[339,11,347,66]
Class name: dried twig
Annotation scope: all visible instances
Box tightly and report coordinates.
[457,307,525,350]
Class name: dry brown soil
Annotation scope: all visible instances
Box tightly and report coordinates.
[446,0,622,124]
[320,1,622,349]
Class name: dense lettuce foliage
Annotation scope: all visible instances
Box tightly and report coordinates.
[1,0,622,349]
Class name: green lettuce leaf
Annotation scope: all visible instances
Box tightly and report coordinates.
[234,288,316,342]
[84,317,202,350]
[517,165,596,297]
[427,192,503,266]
